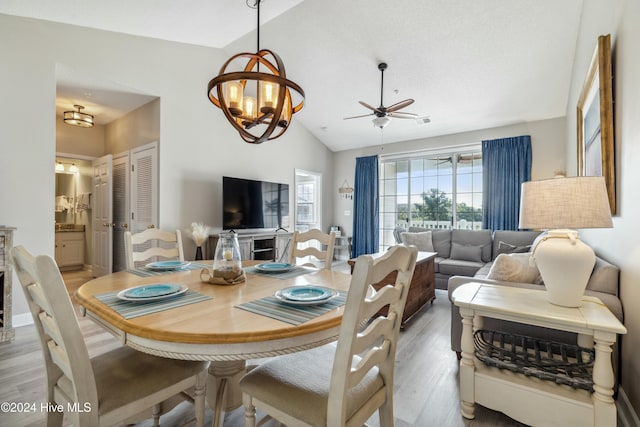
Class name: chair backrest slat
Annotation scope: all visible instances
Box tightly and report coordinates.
[124,228,185,269]
[26,282,53,314]
[289,229,336,270]
[38,311,63,348]
[47,339,73,381]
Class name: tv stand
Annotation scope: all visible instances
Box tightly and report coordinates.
[206,231,292,262]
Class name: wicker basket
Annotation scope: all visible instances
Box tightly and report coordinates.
[474,329,595,391]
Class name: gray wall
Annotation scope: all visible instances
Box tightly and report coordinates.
[564,0,640,419]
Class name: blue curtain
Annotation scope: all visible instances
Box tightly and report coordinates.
[482,136,532,230]
[351,155,379,257]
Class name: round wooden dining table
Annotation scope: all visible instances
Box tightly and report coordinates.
[74,261,353,427]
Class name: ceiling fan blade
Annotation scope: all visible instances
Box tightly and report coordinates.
[343,113,374,120]
[359,101,383,113]
[386,99,415,113]
[388,111,418,119]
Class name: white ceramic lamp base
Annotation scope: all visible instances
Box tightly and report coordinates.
[532,229,595,307]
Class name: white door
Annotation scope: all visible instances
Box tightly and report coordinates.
[112,152,130,272]
[92,154,113,277]
[130,142,159,234]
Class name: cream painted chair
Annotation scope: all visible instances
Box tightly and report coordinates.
[124,228,185,269]
[288,229,336,270]
[240,244,418,427]
[11,246,208,427]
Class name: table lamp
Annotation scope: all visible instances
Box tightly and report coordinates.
[519,176,612,307]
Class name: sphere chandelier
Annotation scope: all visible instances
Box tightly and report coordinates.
[207,0,305,144]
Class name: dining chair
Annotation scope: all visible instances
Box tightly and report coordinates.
[11,245,208,427]
[288,229,336,270]
[240,244,418,427]
[124,228,185,269]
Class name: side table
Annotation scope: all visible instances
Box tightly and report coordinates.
[348,250,436,326]
[452,282,626,427]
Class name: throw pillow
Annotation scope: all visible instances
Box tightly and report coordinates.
[450,242,483,263]
[487,253,541,284]
[496,241,532,257]
[400,231,435,252]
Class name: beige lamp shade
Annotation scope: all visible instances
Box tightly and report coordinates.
[519,176,612,230]
[519,176,612,307]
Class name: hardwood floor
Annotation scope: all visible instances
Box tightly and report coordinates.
[0,266,532,426]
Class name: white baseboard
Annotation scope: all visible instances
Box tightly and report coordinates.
[617,386,640,427]
[13,312,34,328]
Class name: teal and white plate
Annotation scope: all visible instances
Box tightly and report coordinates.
[255,262,294,273]
[117,283,188,302]
[275,285,338,305]
[145,260,191,271]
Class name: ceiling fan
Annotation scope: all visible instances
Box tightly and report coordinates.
[344,62,419,128]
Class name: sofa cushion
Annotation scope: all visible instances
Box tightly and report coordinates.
[495,241,531,256]
[433,256,446,273]
[431,230,452,258]
[400,231,435,252]
[408,227,451,258]
[450,242,483,262]
[451,229,492,262]
[439,258,484,277]
[492,230,541,259]
[486,253,541,284]
[586,256,619,295]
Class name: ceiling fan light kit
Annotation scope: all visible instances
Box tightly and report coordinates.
[344,62,421,127]
[373,116,391,128]
[207,0,304,144]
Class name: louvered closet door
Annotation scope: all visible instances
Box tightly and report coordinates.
[130,142,159,236]
[112,152,130,272]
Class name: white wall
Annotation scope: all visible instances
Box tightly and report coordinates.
[332,117,566,238]
[565,0,640,419]
[0,14,333,320]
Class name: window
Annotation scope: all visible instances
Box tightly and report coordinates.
[379,148,483,250]
[296,182,316,225]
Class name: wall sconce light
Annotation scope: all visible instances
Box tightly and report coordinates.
[55,162,80,174]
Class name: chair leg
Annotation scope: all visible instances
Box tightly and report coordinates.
[194,370,207,427]
[152,403,161,426]
[243,393,256,427]
[378,396,394,427]
[46,410,64,427]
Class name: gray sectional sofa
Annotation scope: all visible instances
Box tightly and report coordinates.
[393,226,541,290]
[394,226,623,363]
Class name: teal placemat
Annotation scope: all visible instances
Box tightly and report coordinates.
[128,262,211,277]
[95,290,211,319]
[235,290,347,325]
[244,265,314,280]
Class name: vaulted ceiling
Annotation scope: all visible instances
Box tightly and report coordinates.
[1,0,583,151]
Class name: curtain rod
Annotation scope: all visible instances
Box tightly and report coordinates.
[379,142,481,161]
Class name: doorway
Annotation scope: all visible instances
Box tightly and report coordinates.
[294,169,322,233]
[56,64,159,277]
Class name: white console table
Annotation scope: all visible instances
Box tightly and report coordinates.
[206,231,292,262]
[452,282,626,427]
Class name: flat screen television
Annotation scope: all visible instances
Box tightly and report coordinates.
[222,176,290,231]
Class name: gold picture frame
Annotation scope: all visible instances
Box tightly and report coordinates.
[577,34,616,214]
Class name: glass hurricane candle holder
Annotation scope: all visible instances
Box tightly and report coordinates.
[213,233,242,280]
